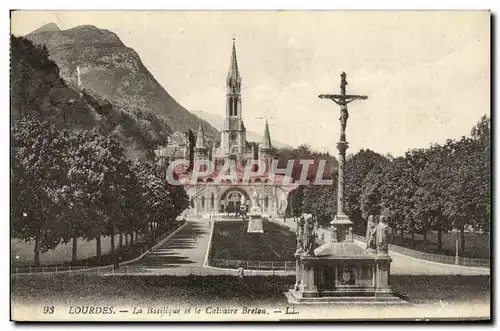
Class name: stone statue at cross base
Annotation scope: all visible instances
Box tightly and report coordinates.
[296,214,305,253]
[376,215,390,255]
[302,214,316,256]
[365,215,377,250]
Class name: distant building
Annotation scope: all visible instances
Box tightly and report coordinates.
[154,131,190,169]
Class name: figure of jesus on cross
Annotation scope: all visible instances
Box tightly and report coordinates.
[319,72,367,142]
[318,72,367,219]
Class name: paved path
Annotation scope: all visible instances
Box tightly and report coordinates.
[109,217,489,277]
[132,218,212,266]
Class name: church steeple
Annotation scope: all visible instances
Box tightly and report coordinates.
[259,118,273,169]
[194,122,208,159]
[227,38,241,93]
[261,118,272,151]
[226,38,242,119]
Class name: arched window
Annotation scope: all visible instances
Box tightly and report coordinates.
[254,178,261,183]
[211,193,214,209]
[206,178,214,183]
[201,196,205,209]
[265,196,268,208]
[233,98,238,116]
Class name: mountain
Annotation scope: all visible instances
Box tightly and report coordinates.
[191,110,293,149]
[30,22,61,34]
[10,35,174,160]
[24,24,218,139]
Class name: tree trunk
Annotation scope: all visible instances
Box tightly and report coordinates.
[460,225,465,257]
[34,232,40,267]
[119,233,123,249]
[125,233,129,246]
[72,236,78,264]
[422,230,427,244]
[96,235,101,261]
[400,219,404,245]
[437,226,442,252]
[130,232,134,245]
[411,231,415,247]
[110,226,115,254]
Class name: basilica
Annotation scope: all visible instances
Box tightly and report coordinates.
[156,39,297,217]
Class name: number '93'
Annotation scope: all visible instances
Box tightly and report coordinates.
[43,306,54,314]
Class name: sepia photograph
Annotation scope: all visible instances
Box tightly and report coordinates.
[9,10,491,322]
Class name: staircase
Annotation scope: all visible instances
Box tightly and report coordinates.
[247,215,264,233]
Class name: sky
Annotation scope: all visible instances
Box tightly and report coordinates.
[11,11,490,156]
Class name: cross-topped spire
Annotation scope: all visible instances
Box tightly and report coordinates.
[195,121,206,150]
[261,118,272,150]
[227,38,241,92]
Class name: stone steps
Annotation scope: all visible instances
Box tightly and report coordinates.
[247,217,264,233]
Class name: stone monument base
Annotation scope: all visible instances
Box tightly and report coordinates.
[286,213,405,305]
[247,212,264,233]
[286,245,406,305]
[285,289,404,304]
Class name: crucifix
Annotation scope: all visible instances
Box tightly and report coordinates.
[319,72,367,142]
[318,72,367,220]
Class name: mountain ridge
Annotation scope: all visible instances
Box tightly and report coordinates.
[11,34,175,160]
[24,23,218,139]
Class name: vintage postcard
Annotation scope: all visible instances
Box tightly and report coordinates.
[10,10,490,322]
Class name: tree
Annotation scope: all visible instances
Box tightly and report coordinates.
[344,149,388,232]
[135,161,189,239]
[443,135,489,256]
[360,163,389,231]
[413,143,454,250]
[378,156,413,245]
[59,129,133,262]
[11,117,68,266]
[300,172,338,227]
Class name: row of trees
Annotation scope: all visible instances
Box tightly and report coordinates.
[287,115,490,256]
[11,117,189,266]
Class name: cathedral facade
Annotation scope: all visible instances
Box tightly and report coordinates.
[158,39,297,217]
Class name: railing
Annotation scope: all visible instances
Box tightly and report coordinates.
[11,265,115,277]
[11,264,296,279]
[350,233,490,268]
[208,258,294,271]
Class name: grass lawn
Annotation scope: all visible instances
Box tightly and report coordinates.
[11,274,490,307]
[209,220,296,261]
[11,223,185,268]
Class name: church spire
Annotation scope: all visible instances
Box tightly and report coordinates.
[261,118,272,151]
[227,38,241,93]
[195,122,206,150]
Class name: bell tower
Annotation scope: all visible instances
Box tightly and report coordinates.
[222,38,246,156]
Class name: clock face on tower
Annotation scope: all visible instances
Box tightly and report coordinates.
[230,133,238,142]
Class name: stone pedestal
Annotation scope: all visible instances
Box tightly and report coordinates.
[247,207,264,233]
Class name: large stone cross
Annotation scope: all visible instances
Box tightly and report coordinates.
[318,72,367,219]
[318,72,367,142]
